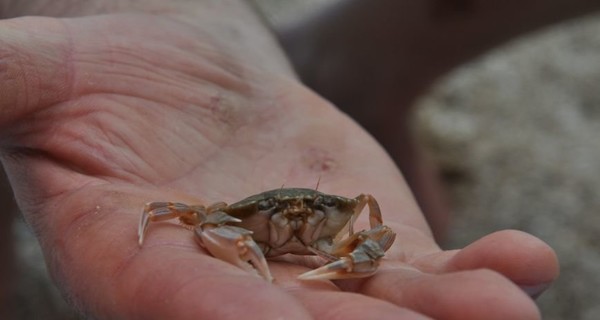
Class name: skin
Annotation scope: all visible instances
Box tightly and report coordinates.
[0,0,560,319]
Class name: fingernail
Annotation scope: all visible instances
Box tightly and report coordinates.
[520,283,551,299]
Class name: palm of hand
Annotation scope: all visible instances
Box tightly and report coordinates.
[0,14,555,319]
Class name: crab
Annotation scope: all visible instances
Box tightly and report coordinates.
[138,188,396,282]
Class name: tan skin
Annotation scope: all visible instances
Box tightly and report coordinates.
[0,1,558,319]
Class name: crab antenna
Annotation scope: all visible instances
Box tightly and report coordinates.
[277,183,285,199]
[315,176,322,191]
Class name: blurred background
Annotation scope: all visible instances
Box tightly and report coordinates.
[1,1,599,319]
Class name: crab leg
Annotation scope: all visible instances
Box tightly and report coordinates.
[138,202,209,245]
[362,194,384,229]
[334,194,385,243]
[299,225,396,280]
[138,202,272,281]
[196,225,274,282]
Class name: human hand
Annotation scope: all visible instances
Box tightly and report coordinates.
[0,6,557,320]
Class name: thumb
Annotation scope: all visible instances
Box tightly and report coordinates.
[0,17,72,128]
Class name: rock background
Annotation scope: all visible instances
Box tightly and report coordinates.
[2,1,599,319]
[412,14,600,319]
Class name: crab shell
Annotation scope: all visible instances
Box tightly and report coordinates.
[222,188,360,257]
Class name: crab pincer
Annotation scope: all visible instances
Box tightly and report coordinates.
[298,225,396,280]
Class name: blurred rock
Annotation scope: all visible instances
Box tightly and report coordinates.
[413,13,600,320]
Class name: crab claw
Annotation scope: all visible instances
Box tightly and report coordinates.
[298,238,384,280]
[196,225,274,282]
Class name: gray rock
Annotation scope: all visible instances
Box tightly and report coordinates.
[414,13,600,320]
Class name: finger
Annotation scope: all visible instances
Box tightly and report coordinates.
[291,290,432,320]
[275,264,431,320]
[358,267,541,320]
[412,230,559,298]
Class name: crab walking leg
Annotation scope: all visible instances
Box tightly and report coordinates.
[355,194,386,229]
[333,194,387,244]
[138,202,271,280]
[368,195,384,228]
[195,225,274,282]
[138,202,211,245]
[299,225,396,280]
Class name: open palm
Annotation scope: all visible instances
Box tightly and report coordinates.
[0,14,557,319]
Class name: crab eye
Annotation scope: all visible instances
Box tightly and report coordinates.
[318,196,337,208]
[257,198,276,211]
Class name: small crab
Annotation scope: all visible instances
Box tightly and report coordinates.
[138,188,396,282]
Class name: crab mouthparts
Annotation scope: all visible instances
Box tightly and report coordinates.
[282,207,313,230]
